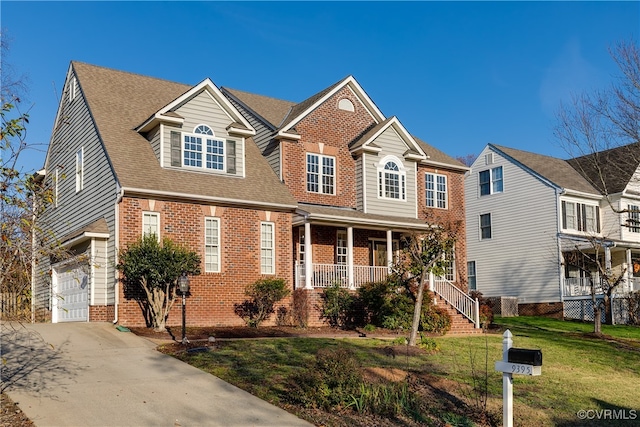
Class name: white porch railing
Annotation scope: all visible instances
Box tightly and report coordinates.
[294,262,389,289]
[430,276,480,329]
[563,276,640,297]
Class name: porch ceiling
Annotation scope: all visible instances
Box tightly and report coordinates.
[294,203,433,231]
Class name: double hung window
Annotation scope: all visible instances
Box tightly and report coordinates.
[378,157,406,200]
[628,205,640,233]
[467,261,477,291]
[75,147,84,192]
[561,201,600,233]
[142,212,160,240]
[426,173,447,209]
[306,153,335,194]
[261,222,275,274]
[480,213,492,240]
[205,217,220,273]
[479,166,503,196]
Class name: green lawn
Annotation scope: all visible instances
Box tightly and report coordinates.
[163,317,640,426]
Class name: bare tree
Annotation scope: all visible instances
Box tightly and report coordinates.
[554,39,640,333]
[398,216,461,346]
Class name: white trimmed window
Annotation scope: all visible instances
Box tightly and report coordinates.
[306,153,335,194]
[204,217,220,273]
[378,156,406,200]
[444,249,455,281]
[561,201,600,233]
[260,222,275,274]
[298,228,305,264]
[68,76,76,102]
[142,212,160,240]
[336,230,347,265]
[479,166,503,196]
[467,261,477,290]
[426,172,447,209]
[75,147,84,192]
[627,205,640,233]
[180,125,236,174]
[480,213,492,240]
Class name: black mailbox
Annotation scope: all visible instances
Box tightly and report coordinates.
[508,348,542,366]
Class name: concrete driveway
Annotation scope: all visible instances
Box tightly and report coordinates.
[1,322,312,427]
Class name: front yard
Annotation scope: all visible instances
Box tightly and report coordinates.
[156,317,640,426]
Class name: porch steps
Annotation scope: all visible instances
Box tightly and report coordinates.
[434,294,482,335]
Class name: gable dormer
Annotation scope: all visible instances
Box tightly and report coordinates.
[136,79,255,178]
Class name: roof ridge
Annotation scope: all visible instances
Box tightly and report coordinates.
[71,61,192,88]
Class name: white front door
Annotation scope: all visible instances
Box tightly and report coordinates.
[52,264,89,322]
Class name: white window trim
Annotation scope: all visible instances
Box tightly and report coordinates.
[75,147,84,192]
[182,124,228,172]
[306,153,336,195]
[479,166,503,196]
[204,217,221,273]
[336,230,347,265]
[260,222,275,275]
[142,211,160,241]
[467,261,477,291]
[561,200,600,233]
[377,155,406,201]
[426,172,448,209]
[480,213,492,240]
[68,76,76,102]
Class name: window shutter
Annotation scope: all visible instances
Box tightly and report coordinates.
[170,131,181,167]
[226,140,236,174]
[596,206,601,233]
[577,204,584,231]
[561,201,567,229]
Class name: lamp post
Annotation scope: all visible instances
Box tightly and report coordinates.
[178,272,190,344]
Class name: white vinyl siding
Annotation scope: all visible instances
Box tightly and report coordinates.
[204,217,220,273]
[465,147,561,304]
[260,222,275,274]
[142,212,160,239]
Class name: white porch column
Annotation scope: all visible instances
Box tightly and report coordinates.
[626,248,633,292]
[386,229,393,269]
[304,222,313,289]
[347,226,354,289]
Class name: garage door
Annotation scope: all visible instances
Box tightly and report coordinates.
[54,265,89,322]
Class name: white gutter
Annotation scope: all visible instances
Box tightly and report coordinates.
[121,186,298,211]
[293,211,434,231]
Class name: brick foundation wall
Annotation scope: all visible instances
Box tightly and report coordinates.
[518,302,564,319]
[89,305,115,322]
[118,197,293,328]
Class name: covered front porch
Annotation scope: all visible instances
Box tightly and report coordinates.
[562,238,640,297]
[292,204,433,290]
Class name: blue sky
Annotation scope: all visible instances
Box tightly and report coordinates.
[3,1,638,174]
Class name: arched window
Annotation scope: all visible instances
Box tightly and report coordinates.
[377,156,406,200]
[183,124,224,170]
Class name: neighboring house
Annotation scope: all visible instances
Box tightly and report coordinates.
[34,62,473,329]
[465,143,640,321]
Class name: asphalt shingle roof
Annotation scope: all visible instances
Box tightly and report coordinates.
[72,62,296,208]
[491,144,600,194]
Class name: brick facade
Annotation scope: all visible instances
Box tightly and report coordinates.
[417,164,468,291]
[281,87,376,208]
[118,197,293,328]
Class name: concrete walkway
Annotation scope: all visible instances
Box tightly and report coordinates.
[1,322,312,427]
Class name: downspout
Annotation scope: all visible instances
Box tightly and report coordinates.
[113,185,124,324]
[556,188,566,303]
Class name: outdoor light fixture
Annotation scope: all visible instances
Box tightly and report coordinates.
[178,272,190,344]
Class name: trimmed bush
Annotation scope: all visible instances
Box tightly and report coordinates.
[321,283,354,328]
[234,278,290,327]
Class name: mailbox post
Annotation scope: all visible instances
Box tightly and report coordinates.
[494,330,542,427]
